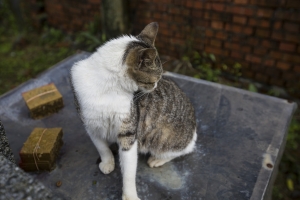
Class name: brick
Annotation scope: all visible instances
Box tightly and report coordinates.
[234,0,248,4]
[241,46,252,53]
[226,6,254,16]
[211,21,224,29]
[242,27,253,35]
[194,1,204,9]
[225,24,243,32]
[162,13,172,21]
[249,19,270,28]
[291,54,300,64]
[231,50,244,59]
[273,21,281,30]
[233,16,247,24]
[246,54,261,63]
[205,29,214,37]
[211,3,226,11]
[215,31,228,39]
[273,10,300,22]
[153,13,161,19]
[250,0,279,7]
[263,59,275,67]
[182,8,190,16]
[270,51,283,59]
[294,66,300,73]
[173,15,185,23]
[279,42,297,52]
[257,8,273,18]
[194,20,210,28]
[205,45,229,56]
[192,9,203,18]
[186,1,194,8]
[285,34,300,43]
[276,62,291,70]
[283,22,299,33]
[254,48,268,55]
[247,38,259,46]
[174,32,185,39]
[169,7,181,15]
[261,40,271,48]
[255,29,270,38]
[160,28,172,36]
[282,53,300,64]
[224,42,240,50]
[271,32,284,40]
[286,0,300,9]
[210,39,222,47]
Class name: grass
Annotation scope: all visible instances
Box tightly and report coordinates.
[0,32,75,94]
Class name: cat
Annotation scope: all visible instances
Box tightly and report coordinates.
[70,22,197,200]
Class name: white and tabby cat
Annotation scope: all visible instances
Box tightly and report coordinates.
[70,22,197,200]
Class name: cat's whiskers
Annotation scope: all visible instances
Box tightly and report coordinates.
[133,91,144,100]
[133,92,145,102]
[161,60,169,66]
[133,91,148,102]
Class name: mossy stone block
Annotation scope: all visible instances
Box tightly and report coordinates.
[19,128,63,171]
[22,83,64,119]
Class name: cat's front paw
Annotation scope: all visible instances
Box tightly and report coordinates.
[122,194,140,200]
[99,159,115,174]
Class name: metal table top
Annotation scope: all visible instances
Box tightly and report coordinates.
[0,52,297,200]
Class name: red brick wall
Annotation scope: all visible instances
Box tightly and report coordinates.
[24,0,300,92]
[45,0,101,31]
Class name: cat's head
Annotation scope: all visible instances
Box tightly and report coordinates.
[124,22,163,93]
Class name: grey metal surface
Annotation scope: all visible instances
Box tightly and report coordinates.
[0,52,297,200]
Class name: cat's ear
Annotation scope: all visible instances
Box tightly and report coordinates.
[138,22,159,46]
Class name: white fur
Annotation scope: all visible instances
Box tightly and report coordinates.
[119,141,140,200]
[147,130,198,168]
[71,35,140,199]
[71,35,139,142]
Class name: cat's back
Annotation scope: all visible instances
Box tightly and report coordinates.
[137,77,196,152]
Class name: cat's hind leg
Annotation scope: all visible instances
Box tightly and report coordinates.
[88,132,115,174]
[147,156,174,168]
[147,131,197,168]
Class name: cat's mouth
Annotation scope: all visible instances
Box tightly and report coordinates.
[137,81,157,93]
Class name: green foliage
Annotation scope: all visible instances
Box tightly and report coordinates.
[40,27,65,45]
[248,83,258,93]
[0,0,18,35]
[179,51,243,83]
[73,15,105,52]
[287,118,300,150]
[222,62,242,78]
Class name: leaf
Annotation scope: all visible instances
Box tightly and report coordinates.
[181,56,190,62]
[208,54,216,62]
[193,74,200,79]
[248,84,257,92]
[286,178,294,191]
